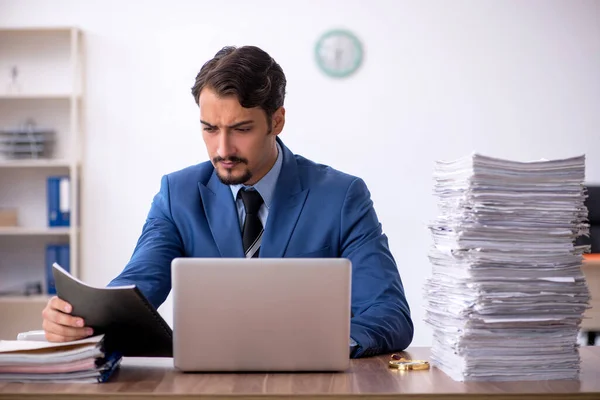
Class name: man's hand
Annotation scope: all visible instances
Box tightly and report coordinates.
[41,296,93,342]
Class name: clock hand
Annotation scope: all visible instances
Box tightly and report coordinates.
[335,48,342,69]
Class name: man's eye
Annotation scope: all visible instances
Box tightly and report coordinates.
[203,127,217,133]
[236,128,251,132]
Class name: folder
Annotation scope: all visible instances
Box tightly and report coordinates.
[47,176,70,227]
[52,263,173,357]
[45,244,70,295]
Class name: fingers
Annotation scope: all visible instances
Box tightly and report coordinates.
[42,314,93,341]
[43,305,84,329]
[42,296,93,342]
[49,296,73,314]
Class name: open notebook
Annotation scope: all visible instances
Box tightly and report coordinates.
[0,334,121,383]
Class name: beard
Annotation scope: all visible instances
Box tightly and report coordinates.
[213,156,252,185]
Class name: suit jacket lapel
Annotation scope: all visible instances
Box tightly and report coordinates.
[261,138,309,258]
[198,172,244,258]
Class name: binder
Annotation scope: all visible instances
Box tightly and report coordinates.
[57,244,70,275]
[46,244,70,295]
[45,245,58,295]
[47,176,70,227]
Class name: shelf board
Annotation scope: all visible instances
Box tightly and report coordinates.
[0,227,72,236]
[0,27,78,34]
[0,159,72,168]
[0,295,50,303]
[0,93,75,100]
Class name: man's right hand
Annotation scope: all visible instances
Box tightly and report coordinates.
[41,296,93,342]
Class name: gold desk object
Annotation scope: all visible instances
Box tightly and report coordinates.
[389,354,430,370]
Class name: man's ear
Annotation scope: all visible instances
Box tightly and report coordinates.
[271,107,285,136]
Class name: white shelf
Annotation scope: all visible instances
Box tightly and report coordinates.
[0,227,72,236]
[0,27,77,34]
[0,295,50,303]
[0,159,71,168]
[0,93,74,100]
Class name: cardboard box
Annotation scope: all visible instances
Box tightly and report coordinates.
[0,208,18,226]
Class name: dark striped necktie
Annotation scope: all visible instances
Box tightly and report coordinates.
[239,189,264,258]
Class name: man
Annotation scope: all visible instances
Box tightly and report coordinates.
[41,45,414,358]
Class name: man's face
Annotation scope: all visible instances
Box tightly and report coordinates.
[199,87,284,185]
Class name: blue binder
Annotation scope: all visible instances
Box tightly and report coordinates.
[47,176,70,227]
[46,244,70,295]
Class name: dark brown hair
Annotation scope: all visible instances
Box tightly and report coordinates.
[191,46,286,126]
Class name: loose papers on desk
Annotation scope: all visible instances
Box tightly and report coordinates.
[424,153,590,381]
[0,334,121,383]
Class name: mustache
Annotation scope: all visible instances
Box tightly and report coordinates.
[213,156,248,164]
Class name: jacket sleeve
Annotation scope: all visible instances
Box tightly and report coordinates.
[107,175,184,308]
[341,178,414,358]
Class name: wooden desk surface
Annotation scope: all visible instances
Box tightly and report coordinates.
[1,347,600,400]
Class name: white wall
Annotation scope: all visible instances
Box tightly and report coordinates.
[1,0,599,346]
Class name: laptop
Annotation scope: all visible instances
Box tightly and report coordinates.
[171,257,352,372]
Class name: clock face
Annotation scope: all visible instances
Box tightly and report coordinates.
[315,29,363,78]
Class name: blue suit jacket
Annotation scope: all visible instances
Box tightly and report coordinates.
[109,138,413,357]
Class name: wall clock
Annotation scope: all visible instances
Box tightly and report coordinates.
[314,29,363,78]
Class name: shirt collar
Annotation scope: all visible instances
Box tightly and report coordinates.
[229,141,283,209]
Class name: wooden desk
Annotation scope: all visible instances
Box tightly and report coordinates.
[1,347,600,400]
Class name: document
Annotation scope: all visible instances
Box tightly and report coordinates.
[0,334,121,383]
[424,153,590,381]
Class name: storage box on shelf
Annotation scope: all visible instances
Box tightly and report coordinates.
[0,27,84,340]
[0,208,17,226]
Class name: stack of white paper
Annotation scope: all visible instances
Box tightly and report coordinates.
[0,335,121,383]
[424,154,591,381]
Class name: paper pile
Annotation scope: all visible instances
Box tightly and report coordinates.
[0,334,121,383]
[424,154,591,381]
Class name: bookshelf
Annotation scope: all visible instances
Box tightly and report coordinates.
[0,27,84,340]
